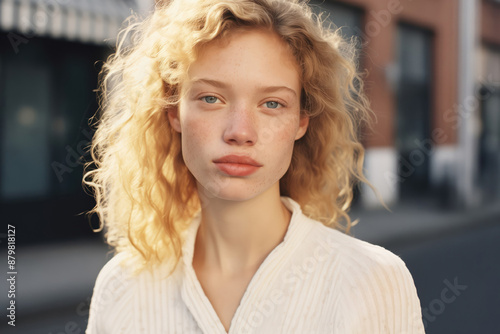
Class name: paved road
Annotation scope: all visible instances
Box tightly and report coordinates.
[392,220,500,334]
[3,220,499,334]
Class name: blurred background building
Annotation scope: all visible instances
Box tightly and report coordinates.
[1,0,154,245]
[1,0,499,245]
[0,0,499,333]
[310,0,500,209]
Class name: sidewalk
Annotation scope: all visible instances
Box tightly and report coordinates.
[350,200,500,248]
[6,200,500,318]
[1,238,111,317]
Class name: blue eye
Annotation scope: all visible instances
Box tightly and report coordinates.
[201,96,219,104]
[265,101,282,109]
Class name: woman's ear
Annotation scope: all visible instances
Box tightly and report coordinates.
[167,107,182,133]
[295,115,309,140]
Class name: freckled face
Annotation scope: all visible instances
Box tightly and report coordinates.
[168,29,309,202]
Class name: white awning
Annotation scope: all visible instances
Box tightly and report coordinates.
[0,0,145,45]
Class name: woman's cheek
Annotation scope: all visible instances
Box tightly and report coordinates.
[259,114,298,146]
[180,116,211,166]
[184,112,213,141]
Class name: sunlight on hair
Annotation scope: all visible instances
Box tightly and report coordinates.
[83,0,380,274]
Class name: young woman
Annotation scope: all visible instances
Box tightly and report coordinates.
[84,0,424,333]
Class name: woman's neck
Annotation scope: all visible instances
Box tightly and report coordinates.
[193,184,291,277]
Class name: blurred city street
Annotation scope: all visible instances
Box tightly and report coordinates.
[397,217,500,333]
[1,0,500,333]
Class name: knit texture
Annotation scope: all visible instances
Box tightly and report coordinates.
[86,197,425,333]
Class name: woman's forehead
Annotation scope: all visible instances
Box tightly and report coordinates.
[182,29,300,89]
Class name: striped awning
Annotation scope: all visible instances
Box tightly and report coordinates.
[0,0,145,45]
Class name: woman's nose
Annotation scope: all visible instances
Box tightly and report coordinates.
[223,105,258,146]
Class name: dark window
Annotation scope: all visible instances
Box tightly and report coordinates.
[0,34,105,244]
[395,24,433,200]
[309,1,363,46]
[478,46,500,200]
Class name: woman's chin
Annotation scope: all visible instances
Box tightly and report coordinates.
[196,183,267,205]
[198,189,259,204]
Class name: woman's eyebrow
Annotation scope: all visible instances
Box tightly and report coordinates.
[260,85,297,98]
[190,78,228,89]
[189,78,297,97]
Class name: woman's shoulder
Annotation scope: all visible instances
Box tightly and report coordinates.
[87,251,180,333]
[304,215,412,278]
[92,251,177,291]
[303,216,424,332]
[86,252,137,333]
[91,252,138,302]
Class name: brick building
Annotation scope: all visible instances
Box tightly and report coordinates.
[313,0,500,208]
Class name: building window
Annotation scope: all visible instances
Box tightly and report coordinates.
[1,60,51,199]
[309,1,363,45]
[395,23,433,200]
[0,35,105,243]
[479,46,500,200]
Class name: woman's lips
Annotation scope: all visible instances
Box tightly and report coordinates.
[213,155,262,176]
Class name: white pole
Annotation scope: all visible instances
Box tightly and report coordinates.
[457,0,479,207]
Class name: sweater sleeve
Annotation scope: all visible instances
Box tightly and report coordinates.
[86,253,134,334]
[342,245,425,334]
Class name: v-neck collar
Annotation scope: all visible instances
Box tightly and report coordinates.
[179,196,314,333]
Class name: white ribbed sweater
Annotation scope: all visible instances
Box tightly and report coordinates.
[86,197,425,333]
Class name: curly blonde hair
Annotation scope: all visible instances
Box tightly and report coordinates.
[83,0,373,272]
